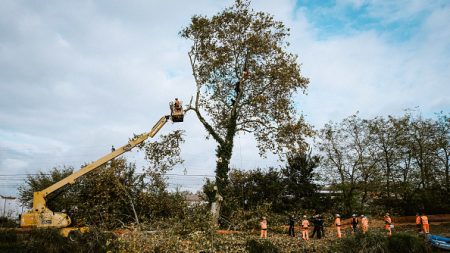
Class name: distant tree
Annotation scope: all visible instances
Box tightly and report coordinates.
[181,0,312,223]
[281,151,320,210]
[366,116,404,206]
[318,116,360,215]
[226,168,284,212]
[318,114,382,214]
[435,112,450,194]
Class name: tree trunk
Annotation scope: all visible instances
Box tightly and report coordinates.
[212,111,238,225]
[215,141,234,194]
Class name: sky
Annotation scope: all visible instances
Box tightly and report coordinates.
[1,0,449,211]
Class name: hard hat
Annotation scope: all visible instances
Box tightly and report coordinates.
[352,214,356,217]
[336,214,340,217]
[385,213,390,216]
[303,215,307,218]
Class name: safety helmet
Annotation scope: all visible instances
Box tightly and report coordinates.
[336,214,340,217]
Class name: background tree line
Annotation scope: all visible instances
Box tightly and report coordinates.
[201,111,449,227]
[317,111,449,216]
[18,110,449,229]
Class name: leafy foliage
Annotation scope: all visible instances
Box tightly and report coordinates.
[281,151,321,211]
[317,111,450,215]
[331,232,432,253]
[388,233,431,253]
[202,154,321,227]
[143,130,184,174]
[76,158,147,228]
[246,239,280,253]
[181,0,312,196]
[0,228,116,253]
[18,166,76,211]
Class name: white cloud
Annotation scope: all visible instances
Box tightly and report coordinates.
[1,159,28,171]
[291,1,450,127]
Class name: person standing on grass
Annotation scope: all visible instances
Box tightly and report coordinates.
[351,214,358,234]
[288,215,295,237]
[361,215,369,234]
[384,213,393,236]
[319,215,325,238]
[335,214,342,238]
[311,215,321,239]
[421,213,430,234]
[416,213,422,233]
[301,215,310,241]
[260,216,268,239]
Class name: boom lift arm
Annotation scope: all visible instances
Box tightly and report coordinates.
[31,115,170,214]
[21,100,184,231]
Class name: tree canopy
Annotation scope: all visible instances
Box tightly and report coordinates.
[181,0,312,196]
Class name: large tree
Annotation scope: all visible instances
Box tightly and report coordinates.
[181,0,311,207]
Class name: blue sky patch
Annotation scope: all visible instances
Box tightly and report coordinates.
[294,0,428,42]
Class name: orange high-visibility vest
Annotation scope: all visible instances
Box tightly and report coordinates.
[416,216,421,225]
[335,218,341,226]
[302,219,309,228]
[362,217,368,226]
[421,215,429,225]
[260,220,267,229]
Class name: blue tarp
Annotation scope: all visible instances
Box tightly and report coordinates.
[427,234,450,250]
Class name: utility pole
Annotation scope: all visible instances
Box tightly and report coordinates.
[0,195,16,217]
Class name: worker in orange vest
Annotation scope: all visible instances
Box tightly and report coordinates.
[421,213,430,234]
[335,214,342,238]
[260,216,268,238]
[416,213,422,233]
[361,215,369,234]
[384,213,393,236]
[301,215,310,241]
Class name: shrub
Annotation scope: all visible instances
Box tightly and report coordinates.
[0,216,18,228]
[331,231,433,253]
[331,232,388,253]
[246,239,280,253]
[388,233,431,253]
[0,229,20,253]
[0,228,116,253]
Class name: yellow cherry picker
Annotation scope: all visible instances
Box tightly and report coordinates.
[19,99,184,238]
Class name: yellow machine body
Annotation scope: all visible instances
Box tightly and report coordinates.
[20,210,70,228]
